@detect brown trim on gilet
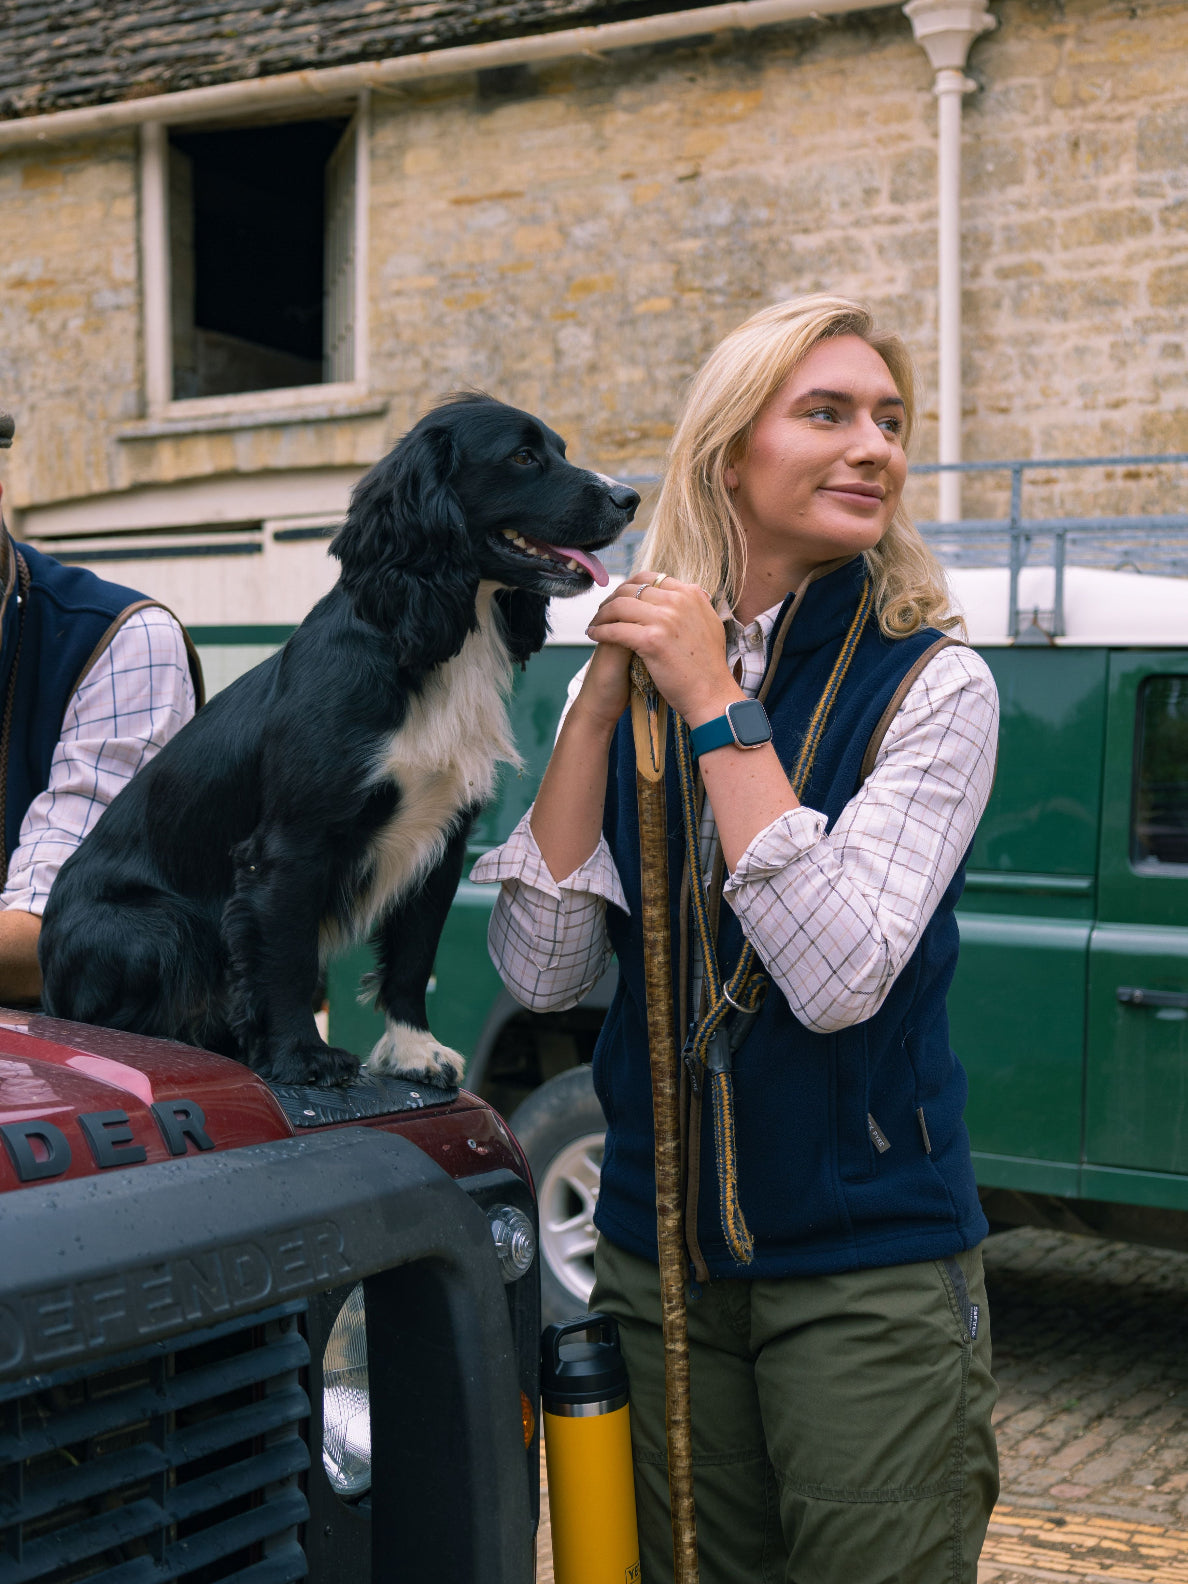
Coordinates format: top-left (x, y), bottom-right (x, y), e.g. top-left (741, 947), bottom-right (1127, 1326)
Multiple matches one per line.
top-left (0, 531), bottom-right (17, 634)
top-left (857, 635), bottom-right (965, 788)
top-left (71, 600), bottom-right (207, 713)
top-left (0, 552), bottom-right (31, 889)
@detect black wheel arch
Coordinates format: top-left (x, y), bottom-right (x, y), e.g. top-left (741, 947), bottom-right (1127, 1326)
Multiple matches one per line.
top-left (465, 965), bottom-right (618, 1097)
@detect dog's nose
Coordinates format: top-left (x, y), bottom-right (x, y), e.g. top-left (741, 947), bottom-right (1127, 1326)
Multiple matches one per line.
top-left (610, 483), bottom-right (641, 513)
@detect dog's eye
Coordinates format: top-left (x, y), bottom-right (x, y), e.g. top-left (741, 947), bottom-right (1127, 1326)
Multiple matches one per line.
top-left (509, 448), bottom-right (538, 467)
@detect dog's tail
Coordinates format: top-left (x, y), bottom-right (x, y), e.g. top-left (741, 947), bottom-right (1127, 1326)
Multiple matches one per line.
top-left (39, 887), bottom-right (231, 1053)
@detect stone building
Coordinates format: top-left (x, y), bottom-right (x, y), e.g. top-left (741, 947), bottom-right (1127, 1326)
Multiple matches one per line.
top-left (0, 0), bottom-right (1185, 626)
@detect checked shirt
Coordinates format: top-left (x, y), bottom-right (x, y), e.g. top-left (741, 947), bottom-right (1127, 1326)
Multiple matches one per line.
top-left (2, 607), bottom-right (196, 916)
top-left (471, 600), bottom-right (999, 1034)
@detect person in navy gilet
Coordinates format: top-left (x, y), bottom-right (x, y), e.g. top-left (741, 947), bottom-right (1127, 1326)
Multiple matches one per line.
top-left (474, 298), bottom-right (1001, 1581)
top-left (0, 412), bottom-right (201, 1004)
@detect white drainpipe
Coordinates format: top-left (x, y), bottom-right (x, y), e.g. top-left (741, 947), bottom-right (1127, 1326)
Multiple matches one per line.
top-left (903, 0), bottom-right (996, 523)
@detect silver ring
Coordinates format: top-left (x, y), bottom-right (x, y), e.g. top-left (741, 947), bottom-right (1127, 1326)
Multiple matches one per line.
top-left (635, 583), bottom-right (649, 600)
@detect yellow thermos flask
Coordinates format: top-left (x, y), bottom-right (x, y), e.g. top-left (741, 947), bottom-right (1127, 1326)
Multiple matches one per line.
top-left (542, 1314), bottom-right (641, 1584)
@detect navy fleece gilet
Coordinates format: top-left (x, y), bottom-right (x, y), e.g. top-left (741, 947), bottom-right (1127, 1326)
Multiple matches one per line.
top-left (591, 557), bottom-right (989, 1278)
top-left (1, 540), bottom-right (160, 868)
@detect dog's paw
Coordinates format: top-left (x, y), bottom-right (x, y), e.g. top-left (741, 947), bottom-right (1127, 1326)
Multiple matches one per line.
top-left (366, 1023), bottom-right (466, 1088)
top-left (261, 1042), bottom-right (361, 1088)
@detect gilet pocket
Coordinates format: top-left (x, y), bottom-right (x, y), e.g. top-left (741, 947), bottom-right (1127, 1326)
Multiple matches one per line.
top-left (835, 1028), bottom-right (875, 1183)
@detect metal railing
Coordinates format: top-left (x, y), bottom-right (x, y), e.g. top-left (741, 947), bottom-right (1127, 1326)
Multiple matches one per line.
top-left (913, 453), bottom-right (1188, 639)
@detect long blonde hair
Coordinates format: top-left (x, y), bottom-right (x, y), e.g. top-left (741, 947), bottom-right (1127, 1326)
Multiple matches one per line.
top-left (637, 295), bottom-right (959, 639)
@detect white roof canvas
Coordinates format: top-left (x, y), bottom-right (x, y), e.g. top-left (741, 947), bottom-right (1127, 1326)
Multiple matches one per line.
top-left (546, 566), bottom-right (1188, 648)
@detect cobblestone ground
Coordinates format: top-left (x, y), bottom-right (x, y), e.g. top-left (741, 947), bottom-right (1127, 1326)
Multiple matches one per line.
top-left (537, 1227), bottom-right (1188, 1582)
top-left (980, 1225), bottom-right (1188, 1582)
top-left (537, 1442), bottom-right (553, 1584)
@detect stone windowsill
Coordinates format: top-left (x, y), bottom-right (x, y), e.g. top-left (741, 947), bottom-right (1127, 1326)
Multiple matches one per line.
top-left (118, 386), bottom-right (389, 441)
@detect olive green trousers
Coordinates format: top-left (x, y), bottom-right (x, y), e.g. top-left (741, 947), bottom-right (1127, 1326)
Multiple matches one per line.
top-left (590, 1237), bottom-right (998, 1584)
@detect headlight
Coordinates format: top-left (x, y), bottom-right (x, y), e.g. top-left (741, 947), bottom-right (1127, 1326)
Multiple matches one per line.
top-left (487, 1202), bottom-right (536, 1282)
top-left (322, 1283), bottom-right (371, 1498)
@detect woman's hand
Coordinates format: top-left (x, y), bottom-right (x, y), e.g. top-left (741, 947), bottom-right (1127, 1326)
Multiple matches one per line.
top-left (570, 622), bottom-right (633, 736)
top-left (528, 602), bottom-right (634, 882)
top-left (585, 572), bottom-right (742, 727)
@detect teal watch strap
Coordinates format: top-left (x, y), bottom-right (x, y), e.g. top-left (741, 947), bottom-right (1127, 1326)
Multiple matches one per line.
top-left (689, 713), bottom-right (736, 756)
top-left (689, 698), bottom-right (772, 756)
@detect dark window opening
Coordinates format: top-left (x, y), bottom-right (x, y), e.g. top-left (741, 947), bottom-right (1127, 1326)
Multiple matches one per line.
top-left (1132, 675), bottom-right (1188, 869)
top-left (169, 118), bottom-right (353, 400)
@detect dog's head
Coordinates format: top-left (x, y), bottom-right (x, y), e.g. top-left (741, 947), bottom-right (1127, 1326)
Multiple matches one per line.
top-left (331, 394), bottom-right (638, 671)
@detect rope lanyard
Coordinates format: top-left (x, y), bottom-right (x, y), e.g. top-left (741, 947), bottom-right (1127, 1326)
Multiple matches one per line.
top-left (674, 578), bottom-right (875, 1264)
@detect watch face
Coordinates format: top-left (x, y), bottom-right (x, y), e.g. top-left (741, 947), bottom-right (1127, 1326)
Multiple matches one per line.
top-left (728, 700), bottom-right (771, 747)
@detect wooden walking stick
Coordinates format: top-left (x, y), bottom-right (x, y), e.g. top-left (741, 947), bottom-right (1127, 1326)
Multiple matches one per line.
top-left (629, 654), bottom-right (699, 1584)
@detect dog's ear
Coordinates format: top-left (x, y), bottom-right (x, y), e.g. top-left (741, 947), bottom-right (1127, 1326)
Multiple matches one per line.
top-left (493, 587), bottom-right (550, 668)
top-left (331, 424), bottom-right (480, 670)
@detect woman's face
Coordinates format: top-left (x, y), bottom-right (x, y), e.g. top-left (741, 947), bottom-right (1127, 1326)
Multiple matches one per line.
top-left (725, 334), bottom-right (908, 581)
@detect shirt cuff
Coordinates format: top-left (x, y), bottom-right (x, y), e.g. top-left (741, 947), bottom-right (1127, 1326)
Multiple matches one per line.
top-left (723, 805), bottom-right (828, 892)
top-left (469, 809), bottom-right (630, 913)
top-left (0, 888), bottom-right (43, 917)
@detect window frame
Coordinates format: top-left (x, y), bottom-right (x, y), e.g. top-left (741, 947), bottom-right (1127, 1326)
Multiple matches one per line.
top-left (1130, 672), bottom-right (1188, 876)
top-left (139, 92), bottom-right (371, 418)
top-left (1095, 651), bottom-right (1188, 930)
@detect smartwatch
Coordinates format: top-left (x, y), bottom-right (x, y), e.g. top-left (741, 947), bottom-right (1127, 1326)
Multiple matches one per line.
top-left (689, 699), bottom-right (772, 757)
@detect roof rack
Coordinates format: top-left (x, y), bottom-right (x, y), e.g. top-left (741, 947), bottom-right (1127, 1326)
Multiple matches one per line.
top-left (913, 453), bottom-right (1188, 640)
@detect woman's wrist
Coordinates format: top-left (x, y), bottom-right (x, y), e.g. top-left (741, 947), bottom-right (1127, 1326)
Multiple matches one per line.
top-left (680, 683), bottom-right (747, 731)
top-left (565, 691), bottom-right (625, 745)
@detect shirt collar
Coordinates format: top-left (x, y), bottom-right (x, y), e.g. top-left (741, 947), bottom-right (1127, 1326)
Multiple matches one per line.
top-left (717, 555), bottom-right (870, 669)
top-left (718, 598), bottom-right (784, 653)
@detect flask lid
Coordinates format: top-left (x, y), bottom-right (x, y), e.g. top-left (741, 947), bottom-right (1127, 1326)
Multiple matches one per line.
top-left (541, 1313), bottom-right (628, 1405)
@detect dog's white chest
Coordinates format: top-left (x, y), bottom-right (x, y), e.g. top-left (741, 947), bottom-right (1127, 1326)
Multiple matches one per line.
top-left (354, 590), bottom-right (521, 935)
top-left (379, 593), bottom-right (520, 798)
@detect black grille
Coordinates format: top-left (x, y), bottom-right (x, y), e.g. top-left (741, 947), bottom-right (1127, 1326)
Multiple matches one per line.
top-left (0, 1302), bottom-right (310, 1584)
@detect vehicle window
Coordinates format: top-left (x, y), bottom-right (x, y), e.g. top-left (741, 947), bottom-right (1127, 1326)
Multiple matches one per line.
top-left (1132, 676), bottom-right (1188, 869)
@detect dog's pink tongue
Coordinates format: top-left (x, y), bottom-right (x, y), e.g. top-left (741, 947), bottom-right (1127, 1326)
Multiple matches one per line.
top-left (556, 545), bottom-right (610, 587)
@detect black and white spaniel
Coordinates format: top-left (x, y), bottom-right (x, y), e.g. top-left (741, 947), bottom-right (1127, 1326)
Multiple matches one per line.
top-left (39, 394), bottom-right (638, 1087)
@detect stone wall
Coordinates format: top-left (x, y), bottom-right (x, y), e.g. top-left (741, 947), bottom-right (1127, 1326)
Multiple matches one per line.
top-left (0, 131), bottom-right (142, 508)
top-left (1, 0), bottom-right (1186, 526)
top-left (365, 0), bottom-right (1188, 523)
top-left (960, 0), bottom-right (1188, 521)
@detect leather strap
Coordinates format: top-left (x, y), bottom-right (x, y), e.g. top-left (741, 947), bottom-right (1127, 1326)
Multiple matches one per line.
top-left (857, 635), bottom-right (965, 787)
top-left (71, 598), bottom-right (206, 713)
top-left (0, 552), bottom-right (31, 888)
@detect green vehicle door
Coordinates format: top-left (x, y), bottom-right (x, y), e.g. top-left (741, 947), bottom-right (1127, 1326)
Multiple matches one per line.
top-left (950, 647), bottom-right (1108, 1193)
top-left (1084, 654), bottom-right (1188, 1202)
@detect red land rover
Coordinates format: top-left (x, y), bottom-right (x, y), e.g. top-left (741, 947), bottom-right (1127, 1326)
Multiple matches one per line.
top-left (0, 1010), bottom-right (540, 1584)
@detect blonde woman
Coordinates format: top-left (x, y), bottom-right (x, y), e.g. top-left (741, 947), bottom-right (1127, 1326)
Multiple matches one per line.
top-left (472, 296), bottom-right (1000, 1583)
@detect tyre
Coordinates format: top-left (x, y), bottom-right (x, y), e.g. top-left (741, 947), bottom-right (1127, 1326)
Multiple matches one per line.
top-left (508, 1064), bottom-right (605, 1328)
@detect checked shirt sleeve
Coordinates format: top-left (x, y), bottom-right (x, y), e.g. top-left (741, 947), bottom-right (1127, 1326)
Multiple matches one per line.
top-left (470, 809), bottom-right (628, 1012)
top-left (722, 645), bottom-right (999, 1033)
top-left (2, 608), bottom-right (197, 916)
